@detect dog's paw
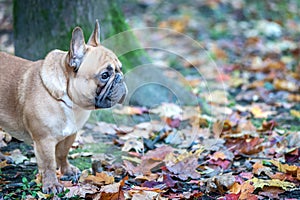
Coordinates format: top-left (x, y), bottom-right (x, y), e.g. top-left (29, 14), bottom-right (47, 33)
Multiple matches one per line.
top-left (42, 181), bottom-right (64, 194)
top-left (60, 164), bottom-right (81, 183)
top-left (62, 163), bottom-right (80, 176)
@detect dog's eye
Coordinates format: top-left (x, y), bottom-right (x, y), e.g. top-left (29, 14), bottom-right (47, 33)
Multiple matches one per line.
top-left (101, 72), bottom-right (110, 81)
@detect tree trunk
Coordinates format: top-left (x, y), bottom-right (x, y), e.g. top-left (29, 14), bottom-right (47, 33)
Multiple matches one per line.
top-left (13, 0), bottom-right (196, 107)
top-left (14, 0), bottom-right (121, 59)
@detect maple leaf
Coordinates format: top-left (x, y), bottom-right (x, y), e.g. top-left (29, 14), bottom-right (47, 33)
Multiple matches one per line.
top-left (167, 156), bottom-right (201, 180)
top-left (123, 159), bottom-right (162, 177)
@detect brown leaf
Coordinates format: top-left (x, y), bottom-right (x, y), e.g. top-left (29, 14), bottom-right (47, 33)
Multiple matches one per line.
top-left (240, 137), bottom-right (264, 155)
top-left (288, 93), bottom-right (300, 102)
top-left (167, 156), bottom-right (200, 180)
top-left (210, 151), bottom-right (226, 161)
top-left (142, 145), bottom-right (174, 161)
top-left (158, 16), bottom-right (190, 33)
top-left (123, 159), bottom-right (162, 177)
top-left (65, 183), bottom-right (100, 198)
top-left (258, 186), bottom-right (284, 199)
top-left (0, 160), bottom-right (9, 168)
top-left (229, 182), bottom-right (241, 194)
top-left (239, 181), bottom-right (257, 200)
top-left (252, 161), bottom-right (273, 177)
top-left (270, 160), bottom-right (299, 176)
top-left (99, 182), bottom-right (124, 200)
top-left (273, 79), bottom-right (299, 92)
top-left (83, 172), bottom-right (114, 186)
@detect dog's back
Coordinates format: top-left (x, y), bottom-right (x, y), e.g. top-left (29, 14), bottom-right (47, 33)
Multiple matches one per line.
top-left (0, 52), bottom-right (33, 137)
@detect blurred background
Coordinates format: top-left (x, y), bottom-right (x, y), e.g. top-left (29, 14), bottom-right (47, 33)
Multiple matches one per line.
top-left (1, 1), bottom-right (300, 198)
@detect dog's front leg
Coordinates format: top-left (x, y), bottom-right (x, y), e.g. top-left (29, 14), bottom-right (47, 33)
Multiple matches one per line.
top-left (34, 138), bottom-right (63, 194)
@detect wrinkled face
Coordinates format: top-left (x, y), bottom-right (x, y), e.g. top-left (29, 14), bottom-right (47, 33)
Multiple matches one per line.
top-left (68, 45), bottom-right (127, 109)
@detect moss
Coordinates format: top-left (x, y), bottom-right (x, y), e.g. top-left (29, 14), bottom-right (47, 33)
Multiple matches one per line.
top-left (105, 2), bottom-right (150, 72)
top-left (69, 157), bottom-right (92, 171)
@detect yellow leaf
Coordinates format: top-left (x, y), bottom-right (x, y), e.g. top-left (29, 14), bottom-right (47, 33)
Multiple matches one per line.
top-left (270, 160), bottom-right (299, 175)
top-left (290, 109), bottom-right (300, 118)
top-left (0, 160), bottom-right (9, 168)
top-left (250, 177), bottom-right (295, 191)
top-left (229, 182), bottom-right (241, 194)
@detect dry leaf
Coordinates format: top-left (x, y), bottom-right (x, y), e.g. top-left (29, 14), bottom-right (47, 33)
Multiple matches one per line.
top-left (0, 160), bottom-right (9, 168)
top-left (122, 138), bottom-right (144, 153)
top-left (83, 172), bottom-right (115, 186)
top-left (252, 161), bottom-right (273, 177)
top-left (250, 177), bottom-right (295, 190)
top-left (113, 106), bottom-right (147, 115)
top-left (94, 122), bottom-right (117, 135)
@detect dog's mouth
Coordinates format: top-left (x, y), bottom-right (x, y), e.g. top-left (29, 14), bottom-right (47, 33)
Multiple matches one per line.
top-left (95, 73), bottom-right (127, 109)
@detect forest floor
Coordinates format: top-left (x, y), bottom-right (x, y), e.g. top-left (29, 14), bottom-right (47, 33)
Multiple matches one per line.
top-left (1, 0), bottom-right (300, 199)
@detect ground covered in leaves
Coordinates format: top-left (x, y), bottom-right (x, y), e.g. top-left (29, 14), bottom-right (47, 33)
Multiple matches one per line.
top-left (1, 0), bottom-right (300, 199)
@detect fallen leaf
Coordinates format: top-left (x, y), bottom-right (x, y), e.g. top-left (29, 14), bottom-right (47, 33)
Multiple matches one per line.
top-left (167, 156), bottom-right (201, 180)
top-left (83, 172), bottom-right (115, 186)
top-left (99, 182), bottom-right (124, 200)
top-left (270, 160), bottom-right (299, 176)
top-left (113, 106), bottom-right (147, 115)
top-left (229, 182), bottom-right (241, 194)
top-left (273, 79), bottom-right (299, 92)
top-left (65, 183), bottom-right (100, 198)
top-left (150, 103), bottom-right (183, 119)
top-left (122, 138), bottom-right (144, 153)
top-left (123, 159), bottom-right (162, 177)
top-left (250, 177), bottom-right (295, 190)
top-left (252, 161), bottom-right (273, 177)
top-left (94, 122), bottom-right (117, 135)
top-left (158, 16), bottom-right (190, 33)
top-left (0, 160), bottom-right (10, 168)
top-left (9, 149), bottom-right (28, 164)
top-left (142, 145), bottom-right (174, 161)
top-left (224, 193), bottom-right (241, 200)
top-left (258, 186), bottom-right (285, 199)
top-left (290, 109), bottom-right (300, 118)
top-left (211, 151), bottom-right (226, 161)
top-left (239, 181), bottom-right (257, 200)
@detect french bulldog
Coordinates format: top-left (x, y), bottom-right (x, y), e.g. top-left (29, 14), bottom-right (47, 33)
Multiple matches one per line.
top-left (0, 20), bottom-right (127, 193)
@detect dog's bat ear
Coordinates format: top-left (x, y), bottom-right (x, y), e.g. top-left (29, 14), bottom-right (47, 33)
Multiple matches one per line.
top-left (69, 27), bottom-right (86, 72)
top-left (87, 19), bottom-right (100, 47)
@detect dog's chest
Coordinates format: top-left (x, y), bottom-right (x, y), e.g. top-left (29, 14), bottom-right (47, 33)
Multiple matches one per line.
top-left (59, 102), bottom-right (91, 138)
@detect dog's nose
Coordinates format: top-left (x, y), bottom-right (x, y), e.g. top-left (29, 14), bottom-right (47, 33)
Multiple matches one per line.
top-left (114, 73), bottom-right (123, 83)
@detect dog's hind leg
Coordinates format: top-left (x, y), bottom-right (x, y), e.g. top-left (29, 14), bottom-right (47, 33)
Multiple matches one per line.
top-left (55, 134), bottom-right (80, 179)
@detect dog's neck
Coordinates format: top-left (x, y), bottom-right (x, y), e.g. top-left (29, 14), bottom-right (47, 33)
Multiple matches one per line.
top-left (40, 50), bottom-right (73, 108)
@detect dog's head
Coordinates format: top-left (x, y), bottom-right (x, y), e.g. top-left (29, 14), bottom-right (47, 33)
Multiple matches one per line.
top-left (66, 20), bottom-right (127, 109)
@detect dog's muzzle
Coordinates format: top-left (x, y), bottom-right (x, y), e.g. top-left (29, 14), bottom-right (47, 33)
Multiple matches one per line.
top-left (95, 73), bottom-right (127, 109)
